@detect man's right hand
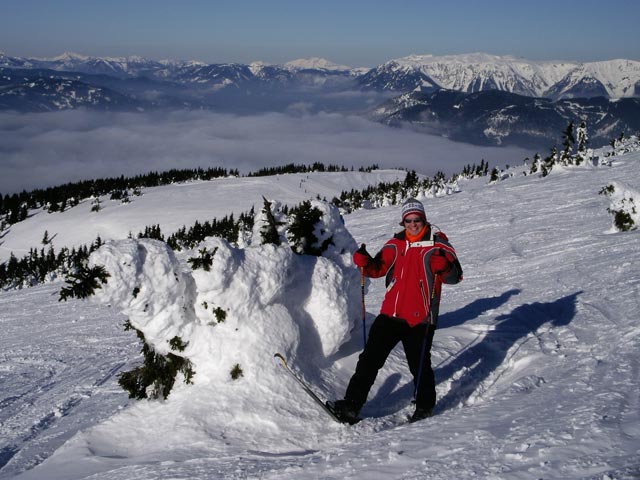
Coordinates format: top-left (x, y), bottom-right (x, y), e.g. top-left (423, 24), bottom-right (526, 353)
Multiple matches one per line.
top-left (353, 243), bottom-right (371, 268)
top-left (430, 249), bottom-right (453, 274)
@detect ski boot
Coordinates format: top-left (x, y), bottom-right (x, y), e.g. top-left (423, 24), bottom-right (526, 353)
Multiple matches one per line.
top-left (409, 406), bottom-right (433, 423)
top-left (326, 399), bottom-right (361, 425)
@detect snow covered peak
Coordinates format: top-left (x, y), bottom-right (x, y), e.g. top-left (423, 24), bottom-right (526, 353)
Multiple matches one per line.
top-left (393, 52), bottom-right (511, 67)
top-left (0, 51), bottom-right (31, 67)
top-left (247, 60), bottom-right (272, 75)
top-left (578, 59), bottom-right (640, 98)
top-left (284, 57), bottom-right (354, 72)
top-left (50, 51), bottom-right (91, 62)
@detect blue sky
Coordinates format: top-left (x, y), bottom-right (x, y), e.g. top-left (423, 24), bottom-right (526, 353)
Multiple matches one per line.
top-left (2, 0), bottom-right (640, 66)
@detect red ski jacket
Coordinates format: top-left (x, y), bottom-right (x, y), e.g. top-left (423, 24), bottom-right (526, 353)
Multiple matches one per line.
top-left (357, 227), bottom-right (462, 327)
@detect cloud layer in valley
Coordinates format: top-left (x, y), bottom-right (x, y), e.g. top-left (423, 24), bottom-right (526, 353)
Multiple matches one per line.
top-left (0, 110), bottom-right (534, 194)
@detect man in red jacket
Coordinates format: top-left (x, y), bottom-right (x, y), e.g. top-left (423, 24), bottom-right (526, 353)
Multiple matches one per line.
top-left (330, 198), bottom-right (463, 424)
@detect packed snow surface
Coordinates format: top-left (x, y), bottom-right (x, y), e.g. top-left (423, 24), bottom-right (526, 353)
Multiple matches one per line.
top-left (1, 149), bottom-right (639, 479)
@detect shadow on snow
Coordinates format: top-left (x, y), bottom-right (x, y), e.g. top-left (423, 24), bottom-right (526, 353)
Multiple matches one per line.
top-left (435, 290), bottom-right (583, 413)
top-left (363, 290), bottom-right (582, 418)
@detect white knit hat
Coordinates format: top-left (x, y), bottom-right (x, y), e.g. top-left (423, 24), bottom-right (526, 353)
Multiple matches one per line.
top-left (400, 198), bottom-right (427, 223)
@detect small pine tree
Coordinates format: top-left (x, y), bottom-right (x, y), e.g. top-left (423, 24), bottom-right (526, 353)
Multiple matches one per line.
top-left (213, 306), bottom-right (227, 323)
top-left (260, 197), bottom-right (284, 245)
top-left (90, 198), bottom-right (102, 212)
top-left (91, 235), bottom-right (104, 251)
top-left (118, 323), bottom-right (195, 399)
top-left (541, 147), bottom-right (558, 177)
top-left (230, 364), bottom-right (244, 380)
top-left (169, 336), bottom-right (189, 352)
top-left (610, 132), bottom-right (626, 156)
top-left (575, 122), bottom-right (589, 165)
top-left (58, 264), bottom-right (110, 301)
top-left (529, 153), bottom-right (541, 174)
top-left (609, 209), bottom-right (636, 232)
top-left (188, 247), bottom-right (217, 271)
top-left (561, 122), bottom-right (576, 165)
top-left (404, 170), bottom-right (419, 189)
top-left (287, 201), bottom-right (331, 256)
top-left (139, 224), bottom-right (164, 242)
top-left (599, 184), bottom-right (637, 232)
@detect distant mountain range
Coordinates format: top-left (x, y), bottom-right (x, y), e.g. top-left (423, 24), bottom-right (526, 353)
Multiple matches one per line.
top-left (359, 53), bottom-right (640, 99)
top-left (2, 51), bottom-right (639, 148)
top-left (371, 88), bottom-right (640, 149)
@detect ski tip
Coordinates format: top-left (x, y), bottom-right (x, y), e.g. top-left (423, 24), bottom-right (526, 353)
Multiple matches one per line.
top-left (273, 352), bottom-right (287, 366)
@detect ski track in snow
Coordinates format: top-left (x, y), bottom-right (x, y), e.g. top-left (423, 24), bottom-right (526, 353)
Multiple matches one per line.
top-left (1, 151), bottom-right (640, 479)
top-left (0, 286), bottom-right (136, 479)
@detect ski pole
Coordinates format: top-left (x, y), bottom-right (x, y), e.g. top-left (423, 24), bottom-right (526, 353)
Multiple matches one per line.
top-left (414, 273), bottom-right (438, 402)
top-left (360, 266), bottom-right (366, 348)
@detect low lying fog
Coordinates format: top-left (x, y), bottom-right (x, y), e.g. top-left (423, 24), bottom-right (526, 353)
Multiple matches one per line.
top-left (0, 110), bottom-right (534, 194)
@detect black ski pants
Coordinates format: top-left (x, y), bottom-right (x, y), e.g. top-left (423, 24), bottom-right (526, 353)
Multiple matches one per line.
top-left (345, 313), bottom-right (436, 411)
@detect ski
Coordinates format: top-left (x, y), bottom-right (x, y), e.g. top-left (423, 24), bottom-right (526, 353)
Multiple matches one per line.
top-left (273, 352), bottom-right (342, 423)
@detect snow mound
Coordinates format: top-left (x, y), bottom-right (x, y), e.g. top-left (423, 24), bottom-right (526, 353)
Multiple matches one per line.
top-left (89, 239), bottom-right (196, 354)
top-left (89, 199), bottom-right (360, 398)
top-left (600, 181), bottom-right (639, 233)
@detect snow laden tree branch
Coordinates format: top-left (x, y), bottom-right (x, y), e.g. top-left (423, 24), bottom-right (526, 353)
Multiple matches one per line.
top-left (58, 264), bottom-right (110, 301)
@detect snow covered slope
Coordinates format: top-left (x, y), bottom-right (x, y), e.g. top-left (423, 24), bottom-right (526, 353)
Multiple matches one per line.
top-left (1, 145), bottom-right (639, 479)
top-left (0, 169), bottom-right (405, 263)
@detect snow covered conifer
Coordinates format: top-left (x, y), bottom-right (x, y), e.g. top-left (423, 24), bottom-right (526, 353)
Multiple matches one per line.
top-left (259, 197), bottom-right (284, 246)
top-left (599, 183), bottom-right (638, 232)
top-left (118, 322), bottom-right (194, 400)
top-left (561, 122), bottom-right (576, 165)
top-left (529, 153), bottom-right (541, 174)
top-left (287, 200), bottom-right (330, 256)
top-left (188, 247), bottom-right (217, 271)
top-left (575, 121), bottom-right (589, 165)
top-left (90, 198), bottom-right (102, 213)
top-left (541, 147), bottom-right (558, 177)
